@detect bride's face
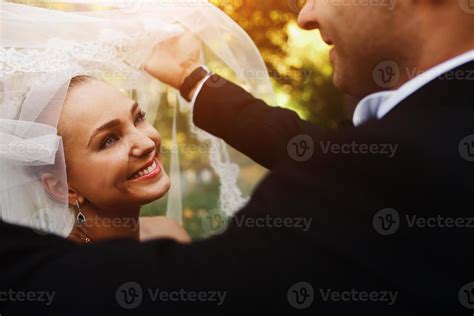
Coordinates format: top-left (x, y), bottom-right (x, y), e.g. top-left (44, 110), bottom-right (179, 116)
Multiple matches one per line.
top-left (59, 78), bottom-right (170, 212)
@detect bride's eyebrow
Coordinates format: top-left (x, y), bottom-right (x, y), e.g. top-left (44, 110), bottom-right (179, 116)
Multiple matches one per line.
top-left (87, 102), bottom-right (140, 148)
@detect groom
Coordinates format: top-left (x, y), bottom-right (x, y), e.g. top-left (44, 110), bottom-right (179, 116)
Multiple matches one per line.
top-left (1, 0), bottom-right (474, 314)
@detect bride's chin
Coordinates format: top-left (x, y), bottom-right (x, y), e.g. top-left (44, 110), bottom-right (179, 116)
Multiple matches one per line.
top-left (155, 175), bottom-right (171, 198)
top-left (134, 173), bottom-right (171, 201)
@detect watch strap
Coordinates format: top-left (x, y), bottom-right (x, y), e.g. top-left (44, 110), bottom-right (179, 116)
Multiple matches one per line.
top-left (180, 66), bottom-right (211, 102)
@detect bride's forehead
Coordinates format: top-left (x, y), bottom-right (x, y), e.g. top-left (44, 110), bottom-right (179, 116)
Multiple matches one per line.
top-left (79, 79), bottom-right (129, 101)
top-left (64, 80), bottom-right (132, 114)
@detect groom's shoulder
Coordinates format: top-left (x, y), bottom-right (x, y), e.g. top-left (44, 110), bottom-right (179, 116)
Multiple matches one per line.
top-left (242, 61), bottom-right (474, 209)
top-left (262, 75), bottom-right (474, 197)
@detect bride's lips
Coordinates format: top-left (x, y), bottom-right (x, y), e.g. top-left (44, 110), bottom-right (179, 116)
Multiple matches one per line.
top-left (127, 157), bottom-right (161, 181)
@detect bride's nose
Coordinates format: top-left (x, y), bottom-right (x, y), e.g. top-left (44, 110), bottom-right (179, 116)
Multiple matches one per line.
top-left (130, 133), bottom-right (157, 158)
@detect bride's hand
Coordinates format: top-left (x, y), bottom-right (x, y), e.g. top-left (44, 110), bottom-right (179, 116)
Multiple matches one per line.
top-left (143, 31), bottom-right (202, 90)
top-left (139, 216), bottom-right (191, 244)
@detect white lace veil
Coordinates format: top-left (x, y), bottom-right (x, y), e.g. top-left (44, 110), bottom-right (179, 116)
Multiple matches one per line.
top-left (0, 0), bottom-right (275, 236)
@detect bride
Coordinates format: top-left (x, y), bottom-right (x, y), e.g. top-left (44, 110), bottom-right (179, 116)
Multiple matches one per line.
top-left (0, 0), bottom-right (274, 243)
top-left (42, 74), bottom-right (190, 244)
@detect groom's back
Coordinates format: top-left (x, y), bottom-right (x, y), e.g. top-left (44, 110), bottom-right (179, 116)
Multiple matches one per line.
top-left (263, 60), bottom-right (474, 313)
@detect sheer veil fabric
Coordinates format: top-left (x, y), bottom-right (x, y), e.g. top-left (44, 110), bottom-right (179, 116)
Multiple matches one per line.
top-left (0, 0), bottom-right (275, 236)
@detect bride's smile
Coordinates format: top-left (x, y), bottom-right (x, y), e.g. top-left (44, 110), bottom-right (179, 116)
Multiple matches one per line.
top-left (127, 156), bottom-right (161, 181)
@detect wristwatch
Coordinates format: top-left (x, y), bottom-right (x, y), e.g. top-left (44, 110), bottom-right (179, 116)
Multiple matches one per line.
top-left (179, 66), bottom-right (211, 102)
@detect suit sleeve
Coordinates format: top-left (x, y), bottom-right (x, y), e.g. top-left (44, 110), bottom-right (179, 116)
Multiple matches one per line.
top-left (193, 75), bottom-right (327, 169)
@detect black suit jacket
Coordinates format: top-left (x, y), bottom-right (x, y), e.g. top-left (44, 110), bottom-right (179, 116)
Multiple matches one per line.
top-left (1, 61), bottom-right (473, 315)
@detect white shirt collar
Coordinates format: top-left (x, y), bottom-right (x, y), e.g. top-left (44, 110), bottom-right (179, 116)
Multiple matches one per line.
top-left (353, 50), bottom-right (474, 126)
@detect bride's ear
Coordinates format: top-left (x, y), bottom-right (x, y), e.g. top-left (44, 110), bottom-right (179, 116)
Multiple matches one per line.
top-left (40, 172), bottom-right (77, 204)
top-left (67, 188), bottom-right (84, 206)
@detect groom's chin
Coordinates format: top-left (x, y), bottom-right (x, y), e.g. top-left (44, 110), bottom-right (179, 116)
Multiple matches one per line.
top-left (331, 69), bottom-right (353, 97)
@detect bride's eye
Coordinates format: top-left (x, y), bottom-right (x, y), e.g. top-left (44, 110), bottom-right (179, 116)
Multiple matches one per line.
top-left (135, 110), bottom-right (146, 125)
top-left (101, 135), bottom-right (118, 149)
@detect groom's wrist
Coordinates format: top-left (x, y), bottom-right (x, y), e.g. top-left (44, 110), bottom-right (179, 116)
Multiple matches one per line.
top-left (180, 65), bottom-right (211, 102)
top-left (181, 63), bottom-right (201, 85)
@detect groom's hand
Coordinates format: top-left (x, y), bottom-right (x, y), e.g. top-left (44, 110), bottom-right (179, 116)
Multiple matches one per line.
top-left (144, 31), bottom-right (202, 91)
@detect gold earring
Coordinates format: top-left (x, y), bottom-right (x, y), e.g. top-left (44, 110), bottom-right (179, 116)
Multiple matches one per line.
top-left (75, 200), bottom-right (86, 225)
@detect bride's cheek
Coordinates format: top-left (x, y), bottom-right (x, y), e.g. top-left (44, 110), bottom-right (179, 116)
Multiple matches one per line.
top-left (145, 125), bottom-right (161, 144)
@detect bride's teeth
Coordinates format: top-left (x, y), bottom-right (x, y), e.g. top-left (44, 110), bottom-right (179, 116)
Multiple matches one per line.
top-left (130, 160), bottom-right (158, 180)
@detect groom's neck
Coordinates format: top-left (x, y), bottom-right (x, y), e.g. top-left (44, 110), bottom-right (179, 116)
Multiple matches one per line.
top-left (400, 12), bottom-right (474, 86)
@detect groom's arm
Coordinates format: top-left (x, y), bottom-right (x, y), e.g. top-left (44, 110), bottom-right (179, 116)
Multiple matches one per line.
top-left (143, 33), bottom-right (328, 170)
top-left (192, 74), bottom-right (327, 169)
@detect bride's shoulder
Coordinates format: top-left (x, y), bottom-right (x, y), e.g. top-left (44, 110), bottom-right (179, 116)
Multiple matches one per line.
top-left (139, 216), bottom-right (191, 244)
